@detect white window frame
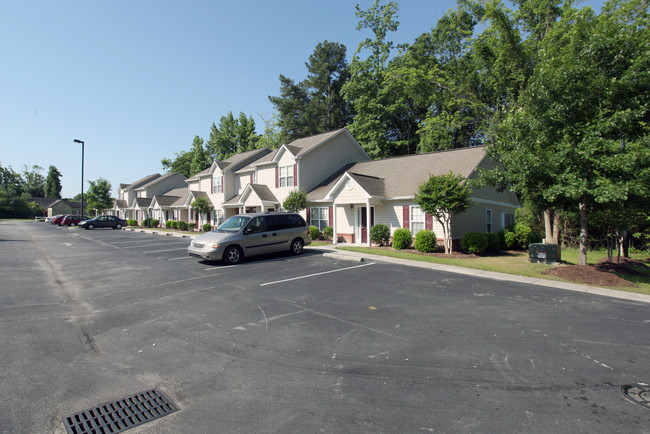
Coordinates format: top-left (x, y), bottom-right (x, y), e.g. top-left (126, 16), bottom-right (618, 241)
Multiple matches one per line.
top-left (310, 207), bottom-right (329, 231)
top-left (213, 209), bottom-right (224, 225)
top-left (410, 205), bottom-right (425, 236)
top-left (486, 209), bottom-right (493, 233)
top-left (213, 176), bottom-right (222, 194)
top-left (279, 165), bottom-right (294, 188)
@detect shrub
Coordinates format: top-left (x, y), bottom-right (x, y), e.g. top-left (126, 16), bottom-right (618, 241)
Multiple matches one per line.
top-left (188, 223), bottom-right (196, 231)
top-left (485, 232), bottom-right (501, 253)
top-left (170, 221), bottom-right (178, 229)
top-left (127, 219), bottom-right (137, 226)
top-left (461, 232), bottom-right (489, 255)
top-left (414, 230), bottom-right (437, 253)
top-left (166, 220), bottom-right (173, 228)
top-left (150, 219), bottom-right (159, 228)
top-left (501, 222), bottom-right (544, 250)
top-left (392, 228), bottom-right (412, 250)
top-left (370, 224), bottom-right (391, 246)
top-left (323, 226), bottom-right (333, 240)
top-left (141, 218), bottom-right (151, 228)
top-left (203, 223), bottom-right (212, 232)
top-left (309, 225), bottom-right (321, 240)
top-left (177, 220), bottom-right (188, 231)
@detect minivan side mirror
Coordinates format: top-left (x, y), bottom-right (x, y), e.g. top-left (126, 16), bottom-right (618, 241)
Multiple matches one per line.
top-left (244, 227), bottom-right (253, 235)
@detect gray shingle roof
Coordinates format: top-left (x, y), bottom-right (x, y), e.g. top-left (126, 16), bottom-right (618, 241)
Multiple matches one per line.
top-left (126, 174), bottom-right (161, 190)
top-left (307, 146), bottom-right (487, 200)
top-left (136, 172), bottom-right (186, 190)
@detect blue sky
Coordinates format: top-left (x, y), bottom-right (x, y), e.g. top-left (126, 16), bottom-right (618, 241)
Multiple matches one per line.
top-left (1, 0), bottom-right (605, 199)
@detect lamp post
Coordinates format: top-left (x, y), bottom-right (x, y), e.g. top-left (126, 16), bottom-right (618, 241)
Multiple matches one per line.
top-left (73, 139), bottom-right (84, 217)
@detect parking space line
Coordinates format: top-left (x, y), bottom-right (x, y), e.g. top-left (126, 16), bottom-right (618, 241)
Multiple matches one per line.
top-left (260, 263), bottom-right (375, 286)
top-left (142, 247), bottom-right (188, 254)
top-left (168, 256), bottom-right (194, 261)
top-left (124, 242), bottom-right (188, 249)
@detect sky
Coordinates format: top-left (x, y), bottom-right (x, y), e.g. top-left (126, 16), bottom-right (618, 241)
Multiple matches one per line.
top-left (1, 0), bottom-right (606, 199)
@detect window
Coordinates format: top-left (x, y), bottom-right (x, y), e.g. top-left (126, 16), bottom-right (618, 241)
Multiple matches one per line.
top-left (213, 176), bottom-right (222, 194)
top-left (213, 209), bottom-right (224, 225)
top-left (503, 213), bottom-right (515, 228)
top-left (486, 209), bottom-right (493, 233)
top-left (310, 207), bottom-right (329, 231)
top-left (410, 206), bottom-right (425, 236)
top-left (279, 165), bottom-right (294, 187)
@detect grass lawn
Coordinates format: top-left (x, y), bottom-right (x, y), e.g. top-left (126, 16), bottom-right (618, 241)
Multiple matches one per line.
top-left (336, 245), bottom-right (650, 295)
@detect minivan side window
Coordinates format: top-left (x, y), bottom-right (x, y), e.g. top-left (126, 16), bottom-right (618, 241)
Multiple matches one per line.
top-left (267, 215), bottom-right (289, 231)
top-left (246, 217), bottom-right (268, 233)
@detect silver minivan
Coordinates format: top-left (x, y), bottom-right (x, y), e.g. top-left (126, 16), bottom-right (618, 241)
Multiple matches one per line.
top-left (187, 212), bottom-right (311, 264)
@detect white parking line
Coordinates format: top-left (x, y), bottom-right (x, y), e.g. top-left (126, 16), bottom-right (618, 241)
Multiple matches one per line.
top-left (123, 242), bottom-right (188, 249)
top-left (168, 256), bottom-right (194, 261)
top-left (142, 247), bottom-right (189, 254)
top-left (260, 263), bottom-right (375, 286)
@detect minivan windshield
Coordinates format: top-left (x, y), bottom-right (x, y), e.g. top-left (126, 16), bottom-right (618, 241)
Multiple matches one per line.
top-left (214, 215), bottom-right (250, 233)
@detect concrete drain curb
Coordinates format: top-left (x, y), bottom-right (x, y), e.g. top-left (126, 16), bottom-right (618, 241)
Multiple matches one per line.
top-left (323, 252), bottom-right (365, 262)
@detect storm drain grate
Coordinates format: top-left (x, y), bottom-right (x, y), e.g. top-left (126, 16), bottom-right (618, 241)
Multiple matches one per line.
top-left (64, 388), bottom-right (179, 433)
top-left (621, 384), bottom-right (650, 410)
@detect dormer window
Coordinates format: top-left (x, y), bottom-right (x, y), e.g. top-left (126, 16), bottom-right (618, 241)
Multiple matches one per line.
top-left (213, 176), bottom-right (223, 194)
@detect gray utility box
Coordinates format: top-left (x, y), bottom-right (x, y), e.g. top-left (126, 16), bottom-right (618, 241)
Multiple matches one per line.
top-left (529, 243), bottom-right (561, 264)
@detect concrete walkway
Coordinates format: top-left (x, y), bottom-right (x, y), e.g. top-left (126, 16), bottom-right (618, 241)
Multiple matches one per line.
top-left (123, 227), bottom-right (650, 304)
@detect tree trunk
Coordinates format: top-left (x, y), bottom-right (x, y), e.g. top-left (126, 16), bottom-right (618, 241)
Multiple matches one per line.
top-left (578, 202), bottom-right (588, 266)
top-left (543, 209), bottom-right (561, 244)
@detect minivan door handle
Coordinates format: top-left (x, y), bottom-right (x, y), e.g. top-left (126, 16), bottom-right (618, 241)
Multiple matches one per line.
top-left (272, 233), bottom-right (278, 236)
top-left (262, 234), bottom-right (268, 238)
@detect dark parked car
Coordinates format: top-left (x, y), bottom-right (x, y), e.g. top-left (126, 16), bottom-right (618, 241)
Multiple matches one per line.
top-left (79, 215), bottom-right (127, 230)
top-left (60, 215), bottom-right (88, 226)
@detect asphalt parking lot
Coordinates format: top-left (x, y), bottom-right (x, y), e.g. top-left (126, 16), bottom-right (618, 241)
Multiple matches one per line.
top-left (1, 220), bottom-right (649, 433)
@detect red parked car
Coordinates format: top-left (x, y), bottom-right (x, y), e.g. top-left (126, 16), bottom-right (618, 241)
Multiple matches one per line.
top-left (60, 215), bottom-right (88, 226)
top-left (51, 215), bottom-right (69, 225)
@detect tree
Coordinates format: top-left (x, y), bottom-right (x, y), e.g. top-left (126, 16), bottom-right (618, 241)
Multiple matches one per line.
top-left (282, 189), bottom-right (307, 213)
top-left (342, 0), bottom-right (402, 158)
top-left (85, 178), bottom-right (113, 215)
top-left (0, 163), bottom-right (33, 218)
top-left (191, 196), bottom-right (212, 227)
top-left (484, 0), bottom-right (650, 265)
top-left (206, 112), bottom-right (260, 161)
top-left (45, 165), bottom-right (62, 198)
top-left (270, 41), bottom-right (352, 143)
top-left (414, 172), bottom-right (473, 254)
top-left (161, 150), bottom-right (192, 178)
top-left (190, 135), bottom-right (211, 176)
top-left (21, 165), bottom-right (46, 197)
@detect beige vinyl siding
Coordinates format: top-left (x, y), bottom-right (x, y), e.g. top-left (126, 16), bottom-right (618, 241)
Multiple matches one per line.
top-left (198, 177), bottom-right (211, 193)
top-left (257, 166), bottom-right (275, 188)
top-left (335, 205), bottom-right (355, 234)
top-left (374, 205), bottom-right (401, 234)
top-left (453, 201), bottom-right (517, 237)
top-left (299, 133), bottom-right (369, 191)
top-left (333, 179), bottom-right (367, 202)
top-left (236, 173), bottom-right (249, 195)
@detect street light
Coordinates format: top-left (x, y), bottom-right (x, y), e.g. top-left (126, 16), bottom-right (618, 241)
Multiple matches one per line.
top-left (73, 139), bottom-right (84, 217)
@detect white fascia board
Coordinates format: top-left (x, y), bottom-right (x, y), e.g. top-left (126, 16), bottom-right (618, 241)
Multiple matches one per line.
top-left (471, 197), bottom-right (521, 208)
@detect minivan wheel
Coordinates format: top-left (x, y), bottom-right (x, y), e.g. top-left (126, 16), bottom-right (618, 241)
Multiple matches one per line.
top-left (290, 238), bottom-right (304, 255)
top-left (223, 246), bottom-right (242, 265)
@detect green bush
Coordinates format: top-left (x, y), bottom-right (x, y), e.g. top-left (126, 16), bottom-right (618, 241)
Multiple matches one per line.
top-left (370, 224), bottom-right (391, 246)
top-left (500, 222), bottom-right (543, 250)
top-left (392, 228), bottom-right (412, 250)
top-left (141, 218), bottom-right (151, 228)
top-left (150, 219), bottom-right (159, 228)
top-left (323, 226), bottom-right (333, 240)
top-left (127, 219), bottom-right (137, 226)
top-left (202, 223), bottom-right (212, 232)
top-left (485, 232), bottom-right (501, 253)
top-left (188, 223), bottom-right (196, 231)
top-left (309, 225), bottom-right (321, 240)
top-left (414, 230), bottom-right (437, 253)
top-left (166, 220), bottom-right (173, 228)
top-left (461, 232), bottom-right (489, 255)
top-left (170, 221), bottom-right (178, 229)
top-left (177, 220), bottom-right (188, 231)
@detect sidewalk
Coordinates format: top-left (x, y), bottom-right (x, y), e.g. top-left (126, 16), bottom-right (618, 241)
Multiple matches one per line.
top-left (124, 227), bottom-right (650, 304)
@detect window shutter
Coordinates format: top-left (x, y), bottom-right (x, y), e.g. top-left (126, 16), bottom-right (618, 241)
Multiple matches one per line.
top-left (328, 206), bottom-right (333, 225)
top-left (211, 177), bottom-right (214, 194)
top-left (403, 206), bottom-right (410, 229)
top-left (293, 164), bottom-right (298, 187)
top-left (221, 176), bottom-right (224, 193)
top-left (250, 174), bottom-right (254, 184)
top-left (306, 207), bottom-right (311, 224)
top-left (275, 166), bottom-right (279, 188)
top-left (425, 213), bottom-right (433, 230)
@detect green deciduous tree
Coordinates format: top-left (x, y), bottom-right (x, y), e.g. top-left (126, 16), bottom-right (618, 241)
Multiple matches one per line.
top-left (45, 165), bottom-right (62, 199)
top-left (191, 196), bottom-right (212, 227)
top-left (282, 189), bottom-right (307, 213)
top-left (21, 165), bottom-right (46, 197)
top-left (85, 178), bottom-right (113, 215)
top-left (206, 112), bottom-right (260, 161)
top-left (414, 172), bottom-right (473, 254)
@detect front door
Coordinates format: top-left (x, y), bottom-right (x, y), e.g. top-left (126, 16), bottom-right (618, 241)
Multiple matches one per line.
top-left (360, 207), bottom-right (375, 243)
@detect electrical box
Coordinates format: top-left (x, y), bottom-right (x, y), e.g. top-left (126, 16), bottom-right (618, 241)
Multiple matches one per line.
top-left (529, 243), bottom-right (561, 264)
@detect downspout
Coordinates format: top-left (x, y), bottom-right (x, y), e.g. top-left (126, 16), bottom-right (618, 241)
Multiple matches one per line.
top-left (332, 200), bottom-right (338, 245)
top-left (366, 199), bottom-right (371, 247)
